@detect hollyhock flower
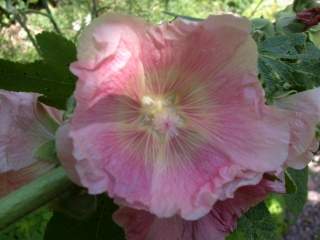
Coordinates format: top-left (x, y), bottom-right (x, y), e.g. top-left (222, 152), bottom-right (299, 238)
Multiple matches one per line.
top-left (113, 176), bottom-right (285, 240)
top-left (58, 13), bottom-right (301, 220)
top-left (0, 90), bottom-right (59, 196)
top-left (275, 88), bottom-right (320, 169)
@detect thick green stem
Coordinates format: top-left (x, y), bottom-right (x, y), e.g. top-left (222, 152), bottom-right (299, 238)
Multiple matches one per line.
top-left (0, 167), bottom-right (73, 230)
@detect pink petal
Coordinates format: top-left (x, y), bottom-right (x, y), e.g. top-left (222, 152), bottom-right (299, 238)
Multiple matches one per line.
top-left (0, 90), bottom-right (62, 196)
top-left (275, 88), bottom-right (320, 169)
top-left (0, 91), bottom-right (54, 172)
top-left (113, 176), bottom-right (284, 240)
top-left (55, 123), bottom-right (82, 185)
top-left (70, 121), bottom-right (264, 219)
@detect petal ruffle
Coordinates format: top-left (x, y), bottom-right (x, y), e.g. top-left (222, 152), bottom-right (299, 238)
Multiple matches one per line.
top-left (113, 176), bottom-right (284, 240)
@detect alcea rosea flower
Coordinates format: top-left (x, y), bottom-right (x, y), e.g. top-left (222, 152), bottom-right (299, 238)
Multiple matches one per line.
top-left (57, 13), bottom-right (319, 220)
top-left (0, 90), bottom-right (59, 196)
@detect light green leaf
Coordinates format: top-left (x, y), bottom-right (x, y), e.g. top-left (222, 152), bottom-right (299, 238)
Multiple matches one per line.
top-left (34, 140), bottom-right (58, 163)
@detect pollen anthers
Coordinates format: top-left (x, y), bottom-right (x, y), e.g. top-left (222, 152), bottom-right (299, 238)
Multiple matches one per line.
top-left (140, 95), bottom-right (184, 138)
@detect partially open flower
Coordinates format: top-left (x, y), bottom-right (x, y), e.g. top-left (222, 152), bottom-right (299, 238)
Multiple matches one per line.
top-left (59, 13), bottom-right (302, 220)
top-left (113, 176), bottom-right (285, 240)
top-left (0, 91), bottom-right (59, 196)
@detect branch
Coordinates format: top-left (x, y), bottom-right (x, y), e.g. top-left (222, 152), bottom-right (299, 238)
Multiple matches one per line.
top-left (91, 0), bottom-right (98, 18)
top-left (42, 0), bottom-right (62, 34)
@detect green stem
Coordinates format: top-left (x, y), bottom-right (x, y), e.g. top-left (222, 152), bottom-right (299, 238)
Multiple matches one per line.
top-left (92, 0), bottom-right (98, 18)
top-left (0, 167), bottom-right (73, 230)
top-left (249, 0), bottom-right (264, 18)
top-left (24, 9), bottom-right (51, 19)
top-left (42, 0), bottom-right (62, 34)
top-left (15, 12), bottom-right (42, 55)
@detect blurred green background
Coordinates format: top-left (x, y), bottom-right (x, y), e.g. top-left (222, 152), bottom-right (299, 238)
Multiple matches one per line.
top-left (0, 0), bottom-right (294, 239)
top-left (0, 0), bottom-right (290, 62)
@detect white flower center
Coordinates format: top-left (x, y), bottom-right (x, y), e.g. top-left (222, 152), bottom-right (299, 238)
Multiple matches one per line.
top-left (141, 95), bottom-right (184, 138)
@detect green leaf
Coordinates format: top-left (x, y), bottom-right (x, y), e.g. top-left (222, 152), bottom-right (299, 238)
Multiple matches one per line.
top-left (276, 15), bottom-right (305, 33)
top-left (285, 170), bottom-right (298, 194)
top-left (258, 33), bottom-right (320, 102)
top-left (293, 0), bottom-right (319, 12)
top-left (36, 32), bottom-right (76, 68)
top-left (44, 195), bottom-right (124, 240)
top-left (0, 32), bottom-right (76, 109)
top-left (227, 202), bottom-right (279, 240)
top-left (284, 167), bottom-right (309, 217)
top-left (0, 60), bottom-right (75, 109)
top-left (309, 25), bottom-right (320, 48)
top-left (251, 18), bottom-right (275, 43)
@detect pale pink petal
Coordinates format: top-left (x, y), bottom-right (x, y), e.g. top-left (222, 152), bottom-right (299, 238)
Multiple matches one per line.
top-left (114, 177), bottom-right (284, 240)
top-left (55, 123), bottom-right (82, 185)
top-left (275, 88), bottom-right (320, 169)
top-left (0, 91), bottom-right (54, 172)
top-left (0, 90), bottom-right (58, 195)
top-left (70, 14), bottom-right (147, 110)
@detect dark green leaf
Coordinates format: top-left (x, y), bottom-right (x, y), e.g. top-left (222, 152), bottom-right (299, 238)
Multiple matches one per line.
top-left (285, 170), bottom-right (298, 194)
top-left (36, 32), bottom-right (76, 68)
top-left (0, 32), bottom-right (76, 109)
top-left (44, 195), bottom-right (124, 240)
top-left (227, 202), bottom-right (279, 240)
top-left (0, 59), bottom-right (75, 109)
